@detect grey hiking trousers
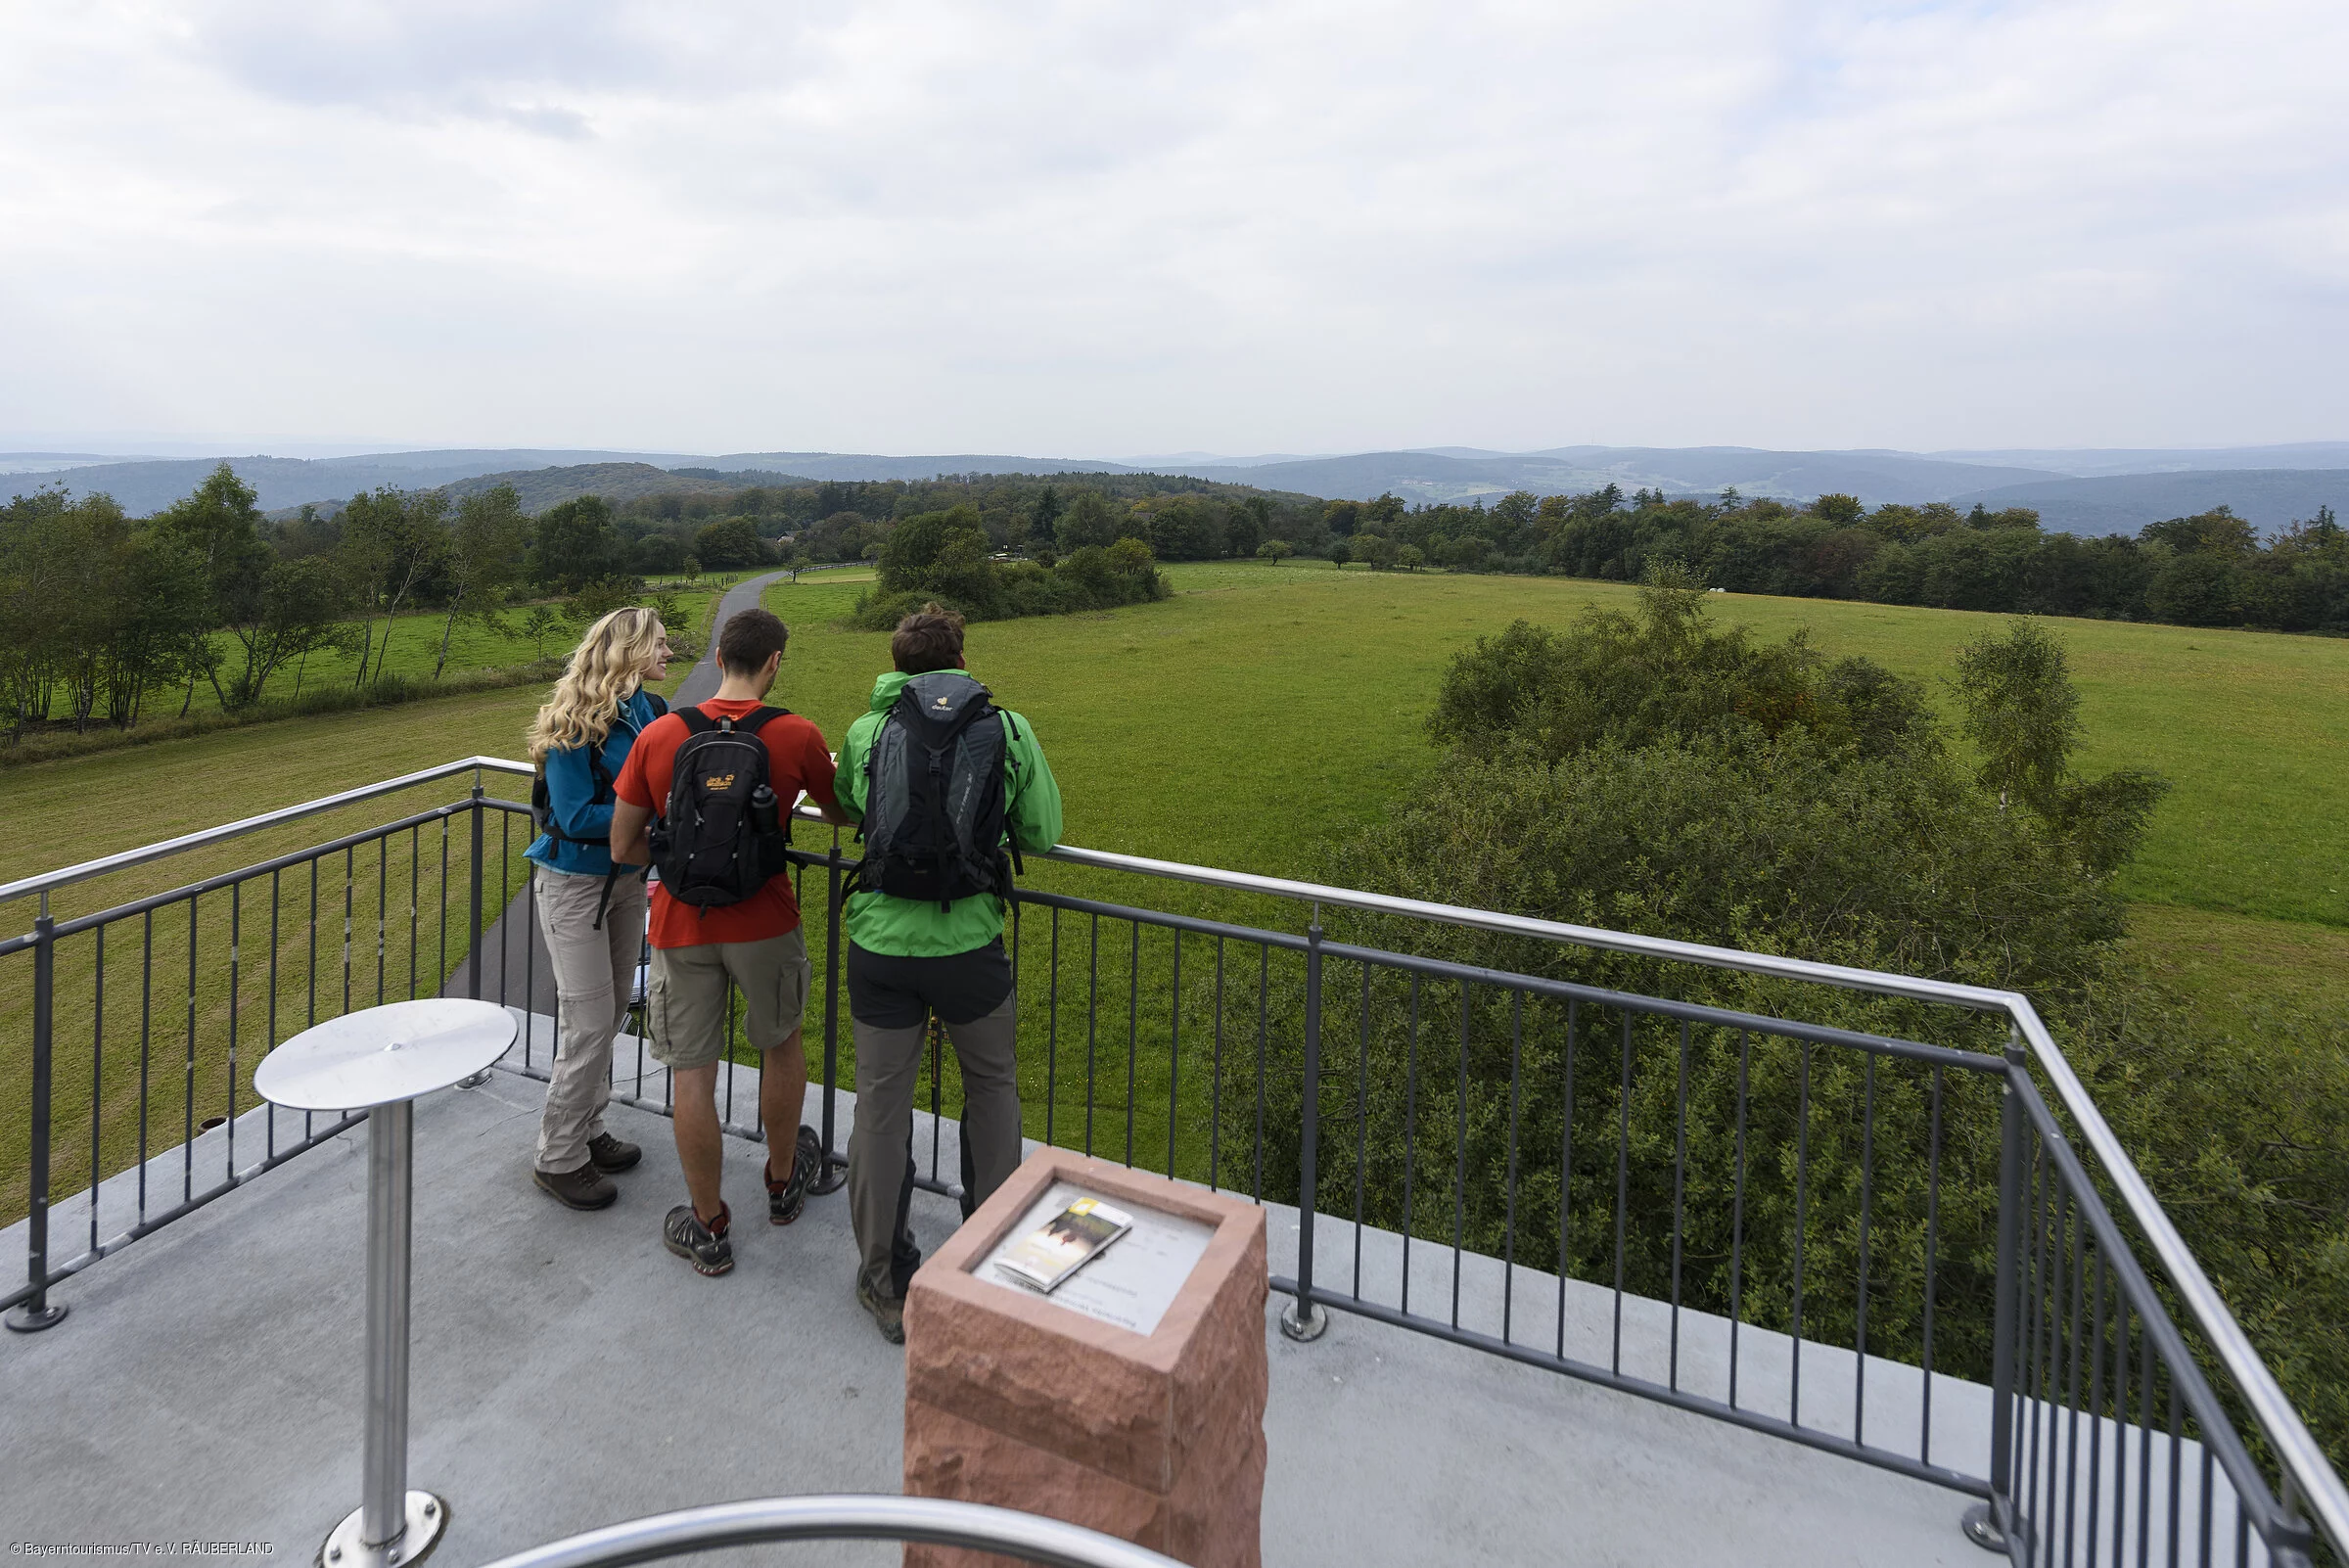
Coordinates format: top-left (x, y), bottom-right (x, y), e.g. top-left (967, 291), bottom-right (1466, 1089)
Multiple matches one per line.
top-left (532, 865), bottom-right (649, 1175)
top-left (848, 991), bottom-right (1021, 1300)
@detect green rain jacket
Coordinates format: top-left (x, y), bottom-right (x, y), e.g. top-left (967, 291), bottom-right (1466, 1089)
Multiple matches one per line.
top-left (837, 669), bottom-right (1064, 957)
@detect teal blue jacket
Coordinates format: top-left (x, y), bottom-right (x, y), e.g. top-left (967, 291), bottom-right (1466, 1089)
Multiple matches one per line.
top-left (526, 689), bottom-right (666, 877)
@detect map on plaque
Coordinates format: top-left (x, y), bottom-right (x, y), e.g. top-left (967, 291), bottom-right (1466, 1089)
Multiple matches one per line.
top-left (977, 1179), bottom-right (1216, 1336)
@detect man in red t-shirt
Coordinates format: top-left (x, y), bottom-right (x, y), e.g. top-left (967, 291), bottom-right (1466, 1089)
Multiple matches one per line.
top-left (611, 608), bottom-right (848, 1277)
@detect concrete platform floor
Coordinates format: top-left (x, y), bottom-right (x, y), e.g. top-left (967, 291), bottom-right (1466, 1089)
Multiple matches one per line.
top-left (1, 1067), bottom-right (1990, 1567)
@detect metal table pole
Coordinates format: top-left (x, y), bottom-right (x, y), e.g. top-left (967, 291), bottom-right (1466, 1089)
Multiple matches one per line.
top-left (324, 1099), bottom-right (444, 1567)
top-left (255, 996), bottom-right (513, 1568)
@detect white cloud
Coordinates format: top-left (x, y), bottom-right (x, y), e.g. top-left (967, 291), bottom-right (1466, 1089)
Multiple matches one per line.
top-left (1, 0), bottom-right (2343, 453)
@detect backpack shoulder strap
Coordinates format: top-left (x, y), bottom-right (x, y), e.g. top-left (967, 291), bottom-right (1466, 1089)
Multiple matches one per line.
top-left (643, 691), bottom-right (669, 719)
top-left (675, 707), bottom-right (715, 737)
top-left (740, 705), bottom-right (790, 733)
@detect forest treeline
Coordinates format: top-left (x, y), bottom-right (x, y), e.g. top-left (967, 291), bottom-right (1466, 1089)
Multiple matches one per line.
top-left (1331, 485), bottom-right (2349, 634)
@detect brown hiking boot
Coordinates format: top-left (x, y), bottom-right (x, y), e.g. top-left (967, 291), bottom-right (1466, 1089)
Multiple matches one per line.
top-left (586, 1131), bottom-right (641, 1173)
top-left (534, 1161), bottom-right (618, 1211)
top-left (856, 1276), bottom-right (905, 1345)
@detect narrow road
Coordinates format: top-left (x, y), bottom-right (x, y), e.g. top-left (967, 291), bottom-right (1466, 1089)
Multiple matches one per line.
top-left (447, 570), bottom-right (788, 1010)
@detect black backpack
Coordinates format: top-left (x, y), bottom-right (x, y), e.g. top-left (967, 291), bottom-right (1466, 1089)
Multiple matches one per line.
top-left (649, 706), bottom-right (793, 909)
top-left (853, 672), bottom-right (1024, 909)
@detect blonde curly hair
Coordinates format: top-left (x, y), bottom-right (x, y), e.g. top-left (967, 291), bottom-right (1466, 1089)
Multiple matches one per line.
top-left (527, 607), bottom-right (667, 761)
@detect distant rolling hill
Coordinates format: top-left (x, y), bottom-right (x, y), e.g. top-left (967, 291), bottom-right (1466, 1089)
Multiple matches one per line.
top-left (1165, 446), bottom-right (2055, 505)
top-left (704, 451), bottom-right (1149, 482)
top-left (1, 449), bottom-right (700, 515)
top-left (436, 463), bottom-right (818, 514)
top-left (1947, 470), bottom-right (2348, 536)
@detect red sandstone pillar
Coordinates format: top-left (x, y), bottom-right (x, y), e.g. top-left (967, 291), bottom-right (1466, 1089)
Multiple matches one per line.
top-left (902, 1148), bottom-right (1269, 1568)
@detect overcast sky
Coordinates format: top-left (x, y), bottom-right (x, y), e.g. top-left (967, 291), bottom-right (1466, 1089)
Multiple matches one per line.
top-left (2, 1), bottom-right (2343, 457)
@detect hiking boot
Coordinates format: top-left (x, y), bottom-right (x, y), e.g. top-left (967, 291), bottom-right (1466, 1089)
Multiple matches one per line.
top-left (664, 1202), bottom-right (733, 1276)
top-left (534, 1162), bottom-right (618, 1211)
top-left (586, 1131), bottom-right (641, 1174)
top-left (765, 1125), bottom-right (824, 1225)
top-left (856, 1276), bottom-right (905, 1345)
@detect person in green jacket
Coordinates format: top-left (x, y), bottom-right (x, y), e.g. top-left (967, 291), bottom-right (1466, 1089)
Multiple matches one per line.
top-left (834, 604), bottom-right (1062, 1343)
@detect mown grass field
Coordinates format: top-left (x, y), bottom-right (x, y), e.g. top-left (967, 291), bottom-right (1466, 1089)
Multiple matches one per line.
top-left (4, 558), bottom-right (2342, 1227)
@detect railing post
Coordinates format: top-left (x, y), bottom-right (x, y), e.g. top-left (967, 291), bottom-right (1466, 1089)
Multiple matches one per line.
top-left (1964, 1031), bottom-right (2031, 1555)
top-left (7, 902), bottom-right (68, 1332)
top-left (811, 827), bottom-right (847, 1195)
top-left (1280, 905), bottom-right (1328, 1342)
top-left (454, 785), bottom-right (492, 1089)
top-left (466, 785), bottom-right (485, 1003)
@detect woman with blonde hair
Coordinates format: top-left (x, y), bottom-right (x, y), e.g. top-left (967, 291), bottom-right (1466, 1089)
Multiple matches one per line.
top-left (524, 605), bottom-right (673, 1209)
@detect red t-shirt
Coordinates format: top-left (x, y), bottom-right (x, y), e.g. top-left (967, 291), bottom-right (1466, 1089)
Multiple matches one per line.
top-left (615, 700), bottom-right (840, 949)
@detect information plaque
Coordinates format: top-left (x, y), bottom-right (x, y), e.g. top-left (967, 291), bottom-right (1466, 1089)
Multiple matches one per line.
top-left (978, 1180), bottom-right (1216, 1336)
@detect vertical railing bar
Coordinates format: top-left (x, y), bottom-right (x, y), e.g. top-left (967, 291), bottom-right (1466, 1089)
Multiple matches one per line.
top-left (2026, 1143), bottom-right (2052, 1567)
top-left (1045, 906), bottom-right (1061, 1149)
top-left (409, 824), bottom-right (421, 1005)
top-left (1729, 1028), bottom-right (1749, 1411)
top-left (1207, 934), bottom-right (1222, 1191)
top-left (1611, 1012), bottom-right (1631, 1378)
top-left (2089, 1251), bottom-right (2108, 1568)
top-left (2139, 1313), bottom-right (2155, 1568)
top-left (1450, 982), bottom-right (1469, 1332)
top-left (183, 893), bottom-right (198, 1203)
top-left (1556, 998), bottom-right (1578, 1362)
top-left (267, 869), bottom-right (280, 1161)
top-left (1125, 920), bottom-right (1138, 1167)
top-left (2112, 1304), bottom-right (2130, 1568)
top-left (1290, 905), bottom-right (1325, 1338)
top-left (18, 904), bottom-right (59, 1324)
top-left (305, 857), bottom-right (317, 1143)
top-left (2168, 1375), bottom-right (2184, 1568)
top-left (90, 923), bottom-right (104, 1254)
top-left (1253, 943), bottom-right (1267, 1202)
top-left (1166, 931), bottom-right (1180, 1181)
top-left (437, 816), bottom-right (448, 1010)
top-left (376, 833), bottom-right (388, 1007)
top-left (1401, 973), bottom-right (1421, 1317)
top-left (1669, 1019), bottom-right (1689, 1391)
top-left (1790, 1038), bottom-right (1811, 1427)
top-left (1084, 912), bottom-right (1098, 1158)
top-left (1855, 1051), bottom-right (1876, 1446)
top-left (227, 881), bottom-right (241, 1182)
top-left (139, 908), bottom-right (153, 1220)
top-left (1502, 989), bottom-right (1523, 1346)
top-left (2197, 1444), bottom-right (2213, 1568)
top-left (2066, 1176), bottom-right (2087, 1568)
top-left (928, 1007), bottom-right (943, 1184)
top-left (345, 844), bottom-right (355, 1019)
top-left (1353, 963), bottom-right (1370, 1299)
top-left (1921, 1062), bottom-right (1943, 1465)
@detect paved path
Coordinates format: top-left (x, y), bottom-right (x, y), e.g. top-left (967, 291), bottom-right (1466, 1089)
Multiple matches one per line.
top-left (445, 571), bottom-right (788, 1008)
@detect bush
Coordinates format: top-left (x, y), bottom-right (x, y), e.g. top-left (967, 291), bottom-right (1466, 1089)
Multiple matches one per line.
top-left (1214, 592), bottom-right (2349, 1469)
top-left (849, 514), bottom-right (1169, 631)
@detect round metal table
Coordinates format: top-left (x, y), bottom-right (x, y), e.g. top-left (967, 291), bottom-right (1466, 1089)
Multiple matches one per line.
top-left (253, 998), bottom-right (516, 1568)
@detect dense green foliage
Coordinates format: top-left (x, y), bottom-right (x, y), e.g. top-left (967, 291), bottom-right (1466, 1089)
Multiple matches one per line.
top-left (1222, 588), bottom-right (2344, 1462)
top-left (848, 502), bottom-right (1171, 628)
top-left (1342, 484), bottom-right (2349, 635)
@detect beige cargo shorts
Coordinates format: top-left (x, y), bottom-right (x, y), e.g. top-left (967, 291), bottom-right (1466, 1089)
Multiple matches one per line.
top-left (647, 928), bottom-right (813, 1070)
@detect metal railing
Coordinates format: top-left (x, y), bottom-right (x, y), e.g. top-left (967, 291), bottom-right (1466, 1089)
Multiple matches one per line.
top-left (2, 758), bottom-right (2342, 1568)
top-left (473, 1495), bottom-right (1183, 1568)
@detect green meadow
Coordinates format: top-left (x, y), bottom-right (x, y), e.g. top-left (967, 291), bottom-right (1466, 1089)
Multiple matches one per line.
top-left (4, 557), bottom-right (2343, 1223)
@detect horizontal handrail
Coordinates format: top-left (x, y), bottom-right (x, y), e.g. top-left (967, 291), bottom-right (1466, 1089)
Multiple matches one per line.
top-left (8, 755), bottom-right (2343, 1553)
top-left (469, 1495), bottom-right (1183, 1568)
top-left (0, 756), bottom-right (533, 908)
